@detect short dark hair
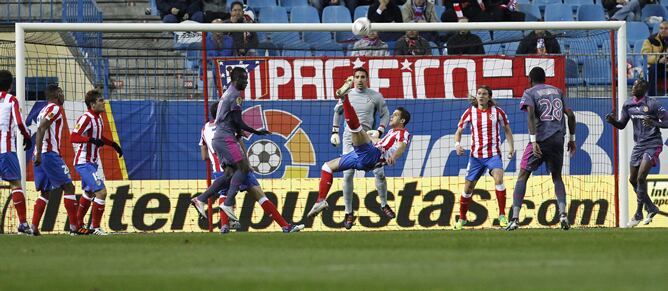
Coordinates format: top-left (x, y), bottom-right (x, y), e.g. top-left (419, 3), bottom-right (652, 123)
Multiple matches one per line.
top-left (84, 89), bottom-right (102, 109)
top-left (210, 101), bottom-right (219, 119)
top-left (353, 67), bottom-right (368, 78)
top-left (44, 84), bottom-right (62, 100)
top-left (230, 1), bottom-right (243, 10)
top-left (396, 107), bottom-right (411, 126)
top-left (231, 67), bottom-right (247, 82)
top-left (0, 70), bottom-right (13, 91)
top-left (529, 67), bottom-right (546, 84)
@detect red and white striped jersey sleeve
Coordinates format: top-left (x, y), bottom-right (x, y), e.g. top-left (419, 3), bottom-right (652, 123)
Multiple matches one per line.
top-left (497, 107), bottom-right (509, 126)
top-left (457, 107), bottom-right (472, 129)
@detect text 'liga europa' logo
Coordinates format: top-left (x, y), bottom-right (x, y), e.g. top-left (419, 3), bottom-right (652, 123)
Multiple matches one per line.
top-left (241, 105), bottom-right (315, 178)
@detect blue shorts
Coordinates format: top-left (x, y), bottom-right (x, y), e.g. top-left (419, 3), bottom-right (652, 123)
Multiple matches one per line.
top-left (465, 155), bottom-right (504, 182)
top-left (0, 152), bottom-right (21, 181)
top-left (75, 163), bottom-right (105, 193)
top-left (34, 152), bottom-right (72, 191)
top-left (212, 171), bottom-right (258, 197)
top-left (338, 142), bottom-right (382, 172)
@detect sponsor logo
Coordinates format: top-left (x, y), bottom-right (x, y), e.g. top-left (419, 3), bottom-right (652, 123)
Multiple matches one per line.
top-left (648, 177), bottom-right (668, 218)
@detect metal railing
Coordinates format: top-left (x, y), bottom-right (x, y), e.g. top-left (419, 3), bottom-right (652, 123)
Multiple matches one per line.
top-left (1, 0), bottom-right (59, 23)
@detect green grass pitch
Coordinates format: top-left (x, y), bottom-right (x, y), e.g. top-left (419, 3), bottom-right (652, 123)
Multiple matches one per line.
top-left (1, 229), bottom-right (667, 291)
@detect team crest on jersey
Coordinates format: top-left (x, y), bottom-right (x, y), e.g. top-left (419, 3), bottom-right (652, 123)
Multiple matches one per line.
top-left (75, 123), bottom-right (81, 130)
top-left (47, 112), bottom-right (54, 119)
top-left (643, 106), bottom-right (649, 112)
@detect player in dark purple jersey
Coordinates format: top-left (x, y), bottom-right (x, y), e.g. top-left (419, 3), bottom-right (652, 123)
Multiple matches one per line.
top-left (506, 67), bottom-right (577, 231)
top-left (606, 79), bottom-right (668, 227)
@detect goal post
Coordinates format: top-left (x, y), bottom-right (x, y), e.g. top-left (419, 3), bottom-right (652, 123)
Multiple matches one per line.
top-left (12, 21), bottom-right (631, 231)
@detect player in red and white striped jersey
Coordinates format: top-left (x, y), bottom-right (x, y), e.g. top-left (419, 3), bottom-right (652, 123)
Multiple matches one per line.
top-left (70, 90), bottom-right (122, 235)
top-left (454, 86), bottom-right (515, 230)
top-left (31, 84), bottom-right (82, 235)
top-left (0, 70), bottom-right (34, 234)
top-left (308, 76), bottom-right (411, 219)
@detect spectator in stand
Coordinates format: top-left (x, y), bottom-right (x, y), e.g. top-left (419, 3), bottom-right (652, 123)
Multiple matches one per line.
top-left (158, 0), bottom-right (204, 23)
top-left (486, 0), bottom-right (524, 22)
top-left (206, 18), bottom-right (234, 57)
top-left (516, 30), bottom-right (561, 55)
top-left (346, 0), bottom-right (375, 16)
top-left (641, 21), bottom-right (668, 96)
top-left (351, 31), bottom-right (390, 56)
top-left (603, 0), bottom-right (651, 21)
top-left (441, 0), bottom-right (487, 22)
top-left (312, 0), bottom-right (345, 15)
top-left (401, 0), bottom-right (439, 22)
top-left (368, 0), bottom-right (404, 41)
top-left (446, 18), bottom-right (485, 55)
top-left (224, 1), bottom-right (259, 56)
top-left (395, 25), bottom-right (432, 55)
top-left (202, 0), bottom-right (229, 23)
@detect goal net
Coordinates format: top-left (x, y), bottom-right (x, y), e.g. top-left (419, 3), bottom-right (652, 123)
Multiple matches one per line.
top-left (1, 21), bottom-right (633, 234)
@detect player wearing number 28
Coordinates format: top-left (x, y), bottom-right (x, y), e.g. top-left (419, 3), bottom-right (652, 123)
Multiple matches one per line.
top-left (506, 67), bottom-right (577, 231)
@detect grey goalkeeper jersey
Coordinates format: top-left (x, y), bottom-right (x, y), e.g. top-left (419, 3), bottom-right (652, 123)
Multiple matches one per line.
top-left (333, 88), bottom-right (389, 138)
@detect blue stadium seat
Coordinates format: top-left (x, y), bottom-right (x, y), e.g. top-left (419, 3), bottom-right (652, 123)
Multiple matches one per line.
top-left (290, 6), bottom-right (320, 23)
top-left (429, 41), bottom-right (440, 56)
top-left (322, 6), bottom-right (354, 42)
top-left (626, 22), bottom-right (650, 42)
top-left (282, 41), bottom-right (312, 57)
top-left (562, 38), bottom-right (598, 64)
top-left (583, 57), bottom-right (612, 85)
top-left (633, 39), bottom-right (646, 53)
top-left (641, 4), bottom-right (668, 20)
top-left (259, 6), bottom-right (288, 23)
top-left (577, 4), bottom-right (606, 21)
top-left (484, 43), bottom-right (505, 55)
top-left (504, 42), bottom-right (520, 55)
top-left (313, 41), bottom-right (346, 56)
top-left (565, 58), bottom-right (583, 85)
top-left (248, 0), bottom-right (277, 11)
top-left (533, 0), bottom-right (561, 5)
top-left (354, 5), bottom-right (369, 20)
top-left (281, 0), bottom-right (308, 12)
top-left (493, 30), bottom-right (524, 41)
top-left (435, 6), bottom-right (445, 18)
top-left (544, 4), bottom-right (574, 21)
top-left (473, 31), bottom-right (492, 42)
top-left (516, 0), bottom-right (531, 4)
top-left (291, 6), bottom-right (332, 45)
top-left (256, 42), bottom-right (281, 56)
top-left (518, 4), bottom-right (542, 21)
top-left (564, 0), bottom-right (594, 5)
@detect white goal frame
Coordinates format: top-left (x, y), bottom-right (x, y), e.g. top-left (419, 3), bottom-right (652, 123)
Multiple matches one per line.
top-left (14, 21), bottom-right (631, 227)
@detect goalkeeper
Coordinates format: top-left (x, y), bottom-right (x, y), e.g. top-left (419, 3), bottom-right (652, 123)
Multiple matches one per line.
top-left (330, 67), bottom-right (393, 230)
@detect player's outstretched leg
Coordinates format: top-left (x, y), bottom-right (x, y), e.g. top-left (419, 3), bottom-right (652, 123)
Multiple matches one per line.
top-left (308, 162), bottom-right (337, 218)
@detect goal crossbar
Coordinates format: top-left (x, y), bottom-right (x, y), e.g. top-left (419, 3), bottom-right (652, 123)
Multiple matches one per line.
top-left (13, 21), bottom-right (631, 228)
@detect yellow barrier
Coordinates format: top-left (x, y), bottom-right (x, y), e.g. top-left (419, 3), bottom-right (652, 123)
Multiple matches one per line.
top-left (1, 176), bottom-right (616, 233)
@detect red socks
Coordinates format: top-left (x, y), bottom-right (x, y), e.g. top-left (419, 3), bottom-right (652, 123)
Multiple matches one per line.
top-left (63, 195), bottom-right (79, 230)
top-left (342, 96), bottom-right (361, 131)
top-left (32, 195), bottom-right (48, 229)
top-left (91, 198), bottom-right (105, 229)
top-left (259, 197), bottom-right (288, 228)
top-left (460, 193), bottom-right (472, 221)
top-left (11, 188), bottom-right (27, 224)
top-left (495, 185), bottom-right (507, 216)
top-left (218, 196), bottom-right (229, 227)
top-left (77, 195), bottom-right (93, 228)
top-left (318, 165), bottom-right (334, 201)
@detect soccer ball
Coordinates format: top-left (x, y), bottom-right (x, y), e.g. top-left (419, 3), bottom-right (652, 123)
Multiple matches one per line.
top-left (248, 140), bottom-right (282, 175)
top-left (352, 17), bottom-right (371, 36)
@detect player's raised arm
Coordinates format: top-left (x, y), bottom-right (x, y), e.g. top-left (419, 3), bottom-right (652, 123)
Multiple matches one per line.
top-left (606, 106), bottom-right (630, 129)
top-left (331, 100), bottom-right (342, 146)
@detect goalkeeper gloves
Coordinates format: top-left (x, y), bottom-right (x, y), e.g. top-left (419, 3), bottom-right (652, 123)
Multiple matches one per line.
top-left (330, 126), bottom-right (340, 147)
